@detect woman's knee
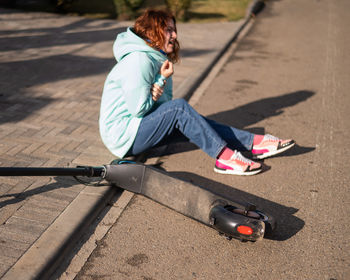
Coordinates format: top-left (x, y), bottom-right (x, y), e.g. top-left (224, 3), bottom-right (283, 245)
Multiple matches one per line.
top-left (172, 98), bottom-right (192, 111)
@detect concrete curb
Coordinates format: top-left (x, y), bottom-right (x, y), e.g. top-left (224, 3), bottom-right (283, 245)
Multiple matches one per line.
top-left (2, 14), bottom-right (257, 280)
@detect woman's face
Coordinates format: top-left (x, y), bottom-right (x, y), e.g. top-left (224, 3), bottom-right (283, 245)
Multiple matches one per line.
top-left (163, 19), bottom-right (177, 54)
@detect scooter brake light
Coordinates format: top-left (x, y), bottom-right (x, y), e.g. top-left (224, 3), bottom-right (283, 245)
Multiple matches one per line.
top-left (237, 225), bottom-right (253, 235)
top-left (209, 204), bottom-right (265, 241)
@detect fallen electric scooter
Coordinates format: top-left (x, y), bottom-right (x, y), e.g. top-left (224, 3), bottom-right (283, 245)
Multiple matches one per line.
top-left (0, 159), bottom-right (276, 242)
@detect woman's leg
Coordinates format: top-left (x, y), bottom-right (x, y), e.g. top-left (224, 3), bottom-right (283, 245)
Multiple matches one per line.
top-left (129, 99), bottom-right (227, 158)
top-left (203, 118), bottom-right (295, 159)
top-left (203, 117), bottom-right (254, 152)
top-left (129, 99), bottom-right (262, 175)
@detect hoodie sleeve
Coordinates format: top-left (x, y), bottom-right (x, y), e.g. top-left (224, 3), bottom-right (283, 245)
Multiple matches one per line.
top-left (120, 52), bottom-right (156, 117)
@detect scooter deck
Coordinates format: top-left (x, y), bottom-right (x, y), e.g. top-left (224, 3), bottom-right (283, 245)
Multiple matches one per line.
top-left (104, 161), bottom-right (276, 241)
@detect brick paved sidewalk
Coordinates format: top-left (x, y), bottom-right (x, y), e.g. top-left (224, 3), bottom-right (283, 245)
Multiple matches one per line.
top-left (0, 8), bottom-right (243, 279)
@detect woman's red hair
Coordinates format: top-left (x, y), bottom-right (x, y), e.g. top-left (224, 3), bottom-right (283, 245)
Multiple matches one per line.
top-left (133, 9), bottom-right (180, 63)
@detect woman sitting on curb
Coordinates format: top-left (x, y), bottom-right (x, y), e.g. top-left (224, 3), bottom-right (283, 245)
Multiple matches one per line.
top-left (99, 9), bottom-right (295, 176)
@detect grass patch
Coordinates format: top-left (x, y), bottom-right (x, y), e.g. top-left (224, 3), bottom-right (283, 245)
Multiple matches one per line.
top-left (188, 0), bottom-right (251, 22)
top-left (140, 0), bottom-right (251, 22)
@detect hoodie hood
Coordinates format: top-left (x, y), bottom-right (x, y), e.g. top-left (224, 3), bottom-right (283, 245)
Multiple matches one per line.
top-left (113, 27), bottom-right (166, 62)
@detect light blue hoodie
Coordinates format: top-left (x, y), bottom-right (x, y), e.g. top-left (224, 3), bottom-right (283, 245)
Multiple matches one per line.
top-left (99, 27), bottom-right (173, 158)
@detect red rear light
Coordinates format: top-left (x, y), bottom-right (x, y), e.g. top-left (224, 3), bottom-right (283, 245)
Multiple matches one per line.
top-left (237, 225), bottom-right (253, 235)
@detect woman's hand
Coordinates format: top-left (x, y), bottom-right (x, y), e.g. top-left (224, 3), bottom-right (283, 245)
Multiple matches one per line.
top-left (160, 60), bottom-right (174, 78)
top-left (151, 60), bottom-right (172, 101)
top-left (150, 82), bottom-right (165, 101)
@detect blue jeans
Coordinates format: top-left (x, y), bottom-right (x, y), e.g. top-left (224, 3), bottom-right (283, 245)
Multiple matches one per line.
top-left (128, 99), bottom-right (254, 159)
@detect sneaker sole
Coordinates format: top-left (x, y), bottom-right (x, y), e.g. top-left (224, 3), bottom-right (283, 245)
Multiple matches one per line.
top-left (253, 141), bottom-right (295, 159)
top-left (214, 166), bottom-right (262, 176)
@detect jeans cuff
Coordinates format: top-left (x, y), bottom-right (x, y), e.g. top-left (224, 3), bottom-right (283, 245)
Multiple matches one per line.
top-left (214, 142), bottom-right (227, 159)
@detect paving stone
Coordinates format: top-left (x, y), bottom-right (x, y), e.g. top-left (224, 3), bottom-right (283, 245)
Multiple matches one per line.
top-left (0, 224), bottom-right (39, 245)
top-left (20, 142), bottom-right (45, 155)
top-left (29, 194), bottom-right (72, 213)
top-left (13, 203), bottom-right (61, 227)
top-left (4, 216), bottom-right (47, 234)
top-left (0, 200), bottom-right (26, 225)
top-left (0, 243), bottom-right (25, 259)
top-left (0, 183), bottom-right (13, 195)
top-left (0, 255), bottom-right (17, 267)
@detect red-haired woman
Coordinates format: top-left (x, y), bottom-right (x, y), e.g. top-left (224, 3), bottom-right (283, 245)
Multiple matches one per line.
top-left (99, 9), bottom-right (295, 175)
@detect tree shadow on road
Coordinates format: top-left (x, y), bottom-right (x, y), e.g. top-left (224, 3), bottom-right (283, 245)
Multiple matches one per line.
top-left (0, 16), bottom-right (128, 125)
top-left (0, 53), bottom-right (115, 124)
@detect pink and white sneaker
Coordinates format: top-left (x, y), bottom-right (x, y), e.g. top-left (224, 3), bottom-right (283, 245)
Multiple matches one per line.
top-left (252, 134), bottom-right (295, 159)
top-left (214, 150), bottom-right (262, 176)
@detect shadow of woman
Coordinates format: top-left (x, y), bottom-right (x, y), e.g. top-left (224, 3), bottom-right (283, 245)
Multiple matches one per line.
top-left (207, 90), bottom-right (315, 128)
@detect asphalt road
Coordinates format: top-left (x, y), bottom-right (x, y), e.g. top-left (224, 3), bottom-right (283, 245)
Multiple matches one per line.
top-left (73, 0), bottom-right (350, 279)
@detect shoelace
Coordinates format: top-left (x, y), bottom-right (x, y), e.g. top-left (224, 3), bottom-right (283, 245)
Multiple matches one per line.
top-left (263, 134), bottom-right (280, 142)
top-left (233, 151), bottom-right (252, 164)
